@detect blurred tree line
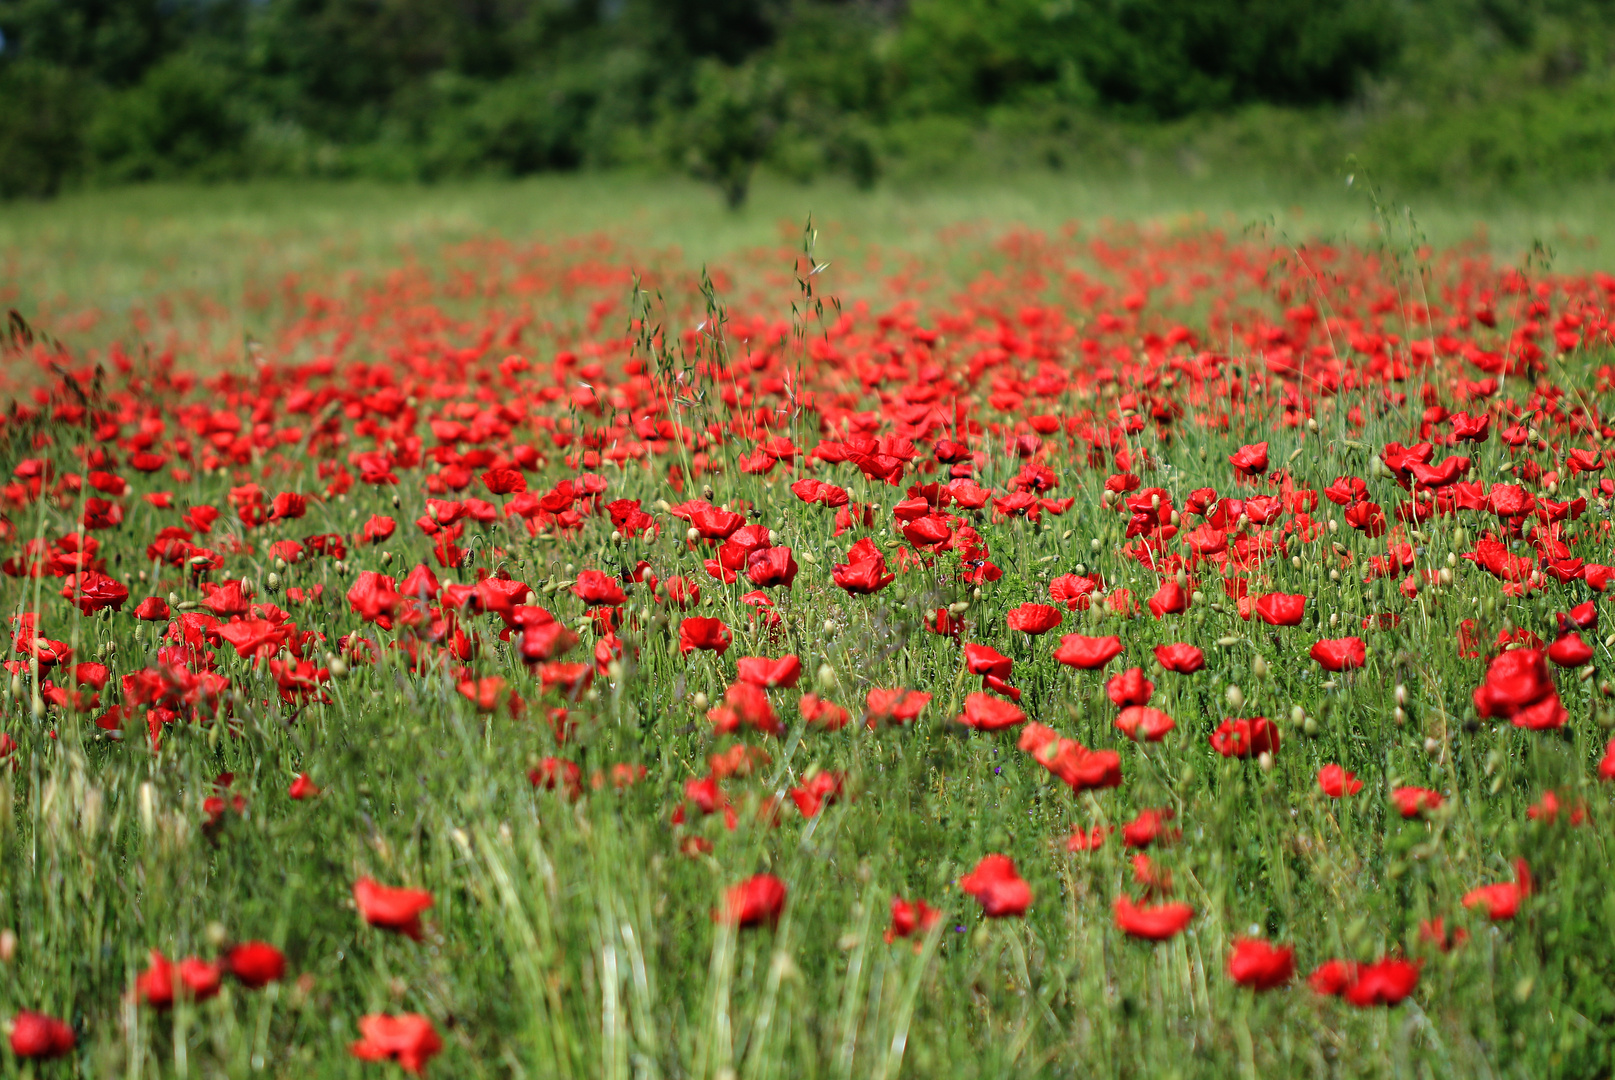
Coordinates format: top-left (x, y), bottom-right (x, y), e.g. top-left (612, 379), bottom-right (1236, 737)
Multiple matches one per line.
top-left (3, 0), bottom-right (1615, 201)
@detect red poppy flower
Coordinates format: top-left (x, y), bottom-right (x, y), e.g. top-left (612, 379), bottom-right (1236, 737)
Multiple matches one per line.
top-left (1472, 648), bottom-right (1566, 729)
top-left (1341, 959), bottom-right (1421, 1007)
top-left (572, 569), bottom-right (626, 606)
top-left (1106, 667), bottom-right (1154, 707)
top-left (1005, 603), bottom-right (1062, 635)
top-left (1114, 706), bottom-right (1175, 741)
top-left (528, 757), bottom-right (584, 799)
top-left (457, 676), bottom-right (507, 712)
top-left (1316, 764), bottom-right (1362, 797)
top-left (1228, 441), bottom-right (1268, 478)
top-left (1121, 808), bottom-right (1179, 849)
top-left (1253, 593), bottom-right (1306, 626)
top-left (735, 654), bottom-right (802, 688)
top-left (962, 643), bottom-right (1013, 679)
top-left (1228, 938), bottom-right (1295, 990)
top-left (353, 877), bottom-right (434, 940)
top-left (1419, 917), bottom-right (1468, 952)
top-left (1113, 896), bottom-right (1193, 940)
top-left (885, 897), bottom-right (941, 943)
top-left (955, 692), bottom-right (1024, 730)
top-left (744, 545), bottom-right (796, 588)
top-left (1053, 634), bottom-right (1124, 669)
top-left (1310, 636), bottom-right (1366, 671)
top-left (1018, 723), bottom-right (1123, 790)
top-left (226, 941), bottom-right (286, 988)
top-left (865, 688), bottom-right (931, 725)
top-left (133, 596), bottom-right (171, 620)
top-left (178, 957), bottom-right (224, 1000)
top-left (134, 950), bottom-right (176, 1008)
top-left (679, 617), bottom-right (733, 656)
top-left (350, 1014), bottom-right (443, 1075)
top-left (1146, 580), bottom-right (1190, 618)
top-left (9, 1010), bottom-right (74, 1058)
top-left (1067, 824), bottom-right (1111, 852)
top-left (1462, 859), bottom-right (1532, 921)
top-left (59, 570), bottom-right (129, 614)
top-left (1153, 643), bottom-right (1204, 673)
top-left (1547, 632), bottom-right (1594, 668)
top-left (832, 537), bottom-right (894, 595)
top-left (959, 854), bottom-right (1032, 917)
top-left (788, 771), bottom-right (845, 816)
top-left (1390, 786), bottom-right (1442, 817)
top-left (799, 693), bottom-right (850, 730)
top-left (1209, 717), bottom-right (1279, 758)
top-left (1600, 737), bottom-right (1615, 781)
top-left (718, 874), bottom-right (787, 928)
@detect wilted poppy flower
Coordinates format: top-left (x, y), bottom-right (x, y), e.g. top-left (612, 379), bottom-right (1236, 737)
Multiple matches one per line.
top-left (959, 854), bottom-right (1032, 917)
top-left (679, 617), bottom-right (733, 656)
top-left (1390, 786), bottom-right (1443, 818)
top-left (350, 1014), bottom-right (443, 1075)
top-left (9, 1010), bottom-right (74, 1058)
top-left (1006, 603), bottom-right (1062, 635)
top-left (1462, 859), bottom-right (1532, 921)
top-left (1053, 634), bottom-right (1123, 669)
top-left (1253, 593), bottom-right (1306, 626)
top-left (718, 874), bottom-right (787, 928)
top-left (1115, 706), bottom-right (1175, 741)
top-left (1210, 717), bottom-right (1279, 758)
top-left (1106, 667), bottom-right (1153, 707)
top-left (955, 692), bottom-right (1024, 730)
top-left (1153, 643), bottom-right (1204, 673)
top-left (1317, 764), bottom-right (1362, 797)
top-left (885, 897), bottom-right (942, 943)
top-left (1310, 637), bottom-right (1366, 671)
top-left (1113, 896), bottom-right (1193, 940)
top-left (1228, 938), bottom-right (1295, 990)
top-left (226, 941), bottom-right (286, 988)
top-left (353, 878), bottom-right (434, 940)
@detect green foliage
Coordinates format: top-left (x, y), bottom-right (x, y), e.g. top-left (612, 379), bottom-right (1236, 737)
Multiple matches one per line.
top-left (0, 60), bottom-right (91, 198)
top-left (1, 0), bottom-right (1615, 195)
top-left (676, 59), bottom-right (786, 209)
top-left (87, 52), bottom-right (249, 182)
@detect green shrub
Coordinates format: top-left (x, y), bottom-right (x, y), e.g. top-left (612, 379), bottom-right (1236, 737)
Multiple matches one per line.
top-left (88, 52), bottom-right (248, 181)
top-left (0, 60), bottom-right (90, 197)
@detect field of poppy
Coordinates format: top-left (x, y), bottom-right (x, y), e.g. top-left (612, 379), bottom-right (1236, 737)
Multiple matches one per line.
top-left (4, 179), bottom-right (1615, 1078)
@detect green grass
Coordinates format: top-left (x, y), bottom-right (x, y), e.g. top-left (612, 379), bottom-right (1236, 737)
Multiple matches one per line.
top-left (6, 171), bottom-right (1615, 356)
top-left (1, 174), bottom-right (1614, 1078)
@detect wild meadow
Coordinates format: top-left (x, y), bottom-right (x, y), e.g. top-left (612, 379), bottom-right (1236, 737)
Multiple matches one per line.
top-left (2, 178), bottom-right (1615, 1078)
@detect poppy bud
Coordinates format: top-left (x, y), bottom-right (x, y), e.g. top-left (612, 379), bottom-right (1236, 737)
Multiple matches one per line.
top-left (1225, 685), bottom-right (1244, 710)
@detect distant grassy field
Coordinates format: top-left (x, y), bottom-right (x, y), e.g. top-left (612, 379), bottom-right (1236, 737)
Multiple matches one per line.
top-left (4, 172), bottom-right (1615, 357)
